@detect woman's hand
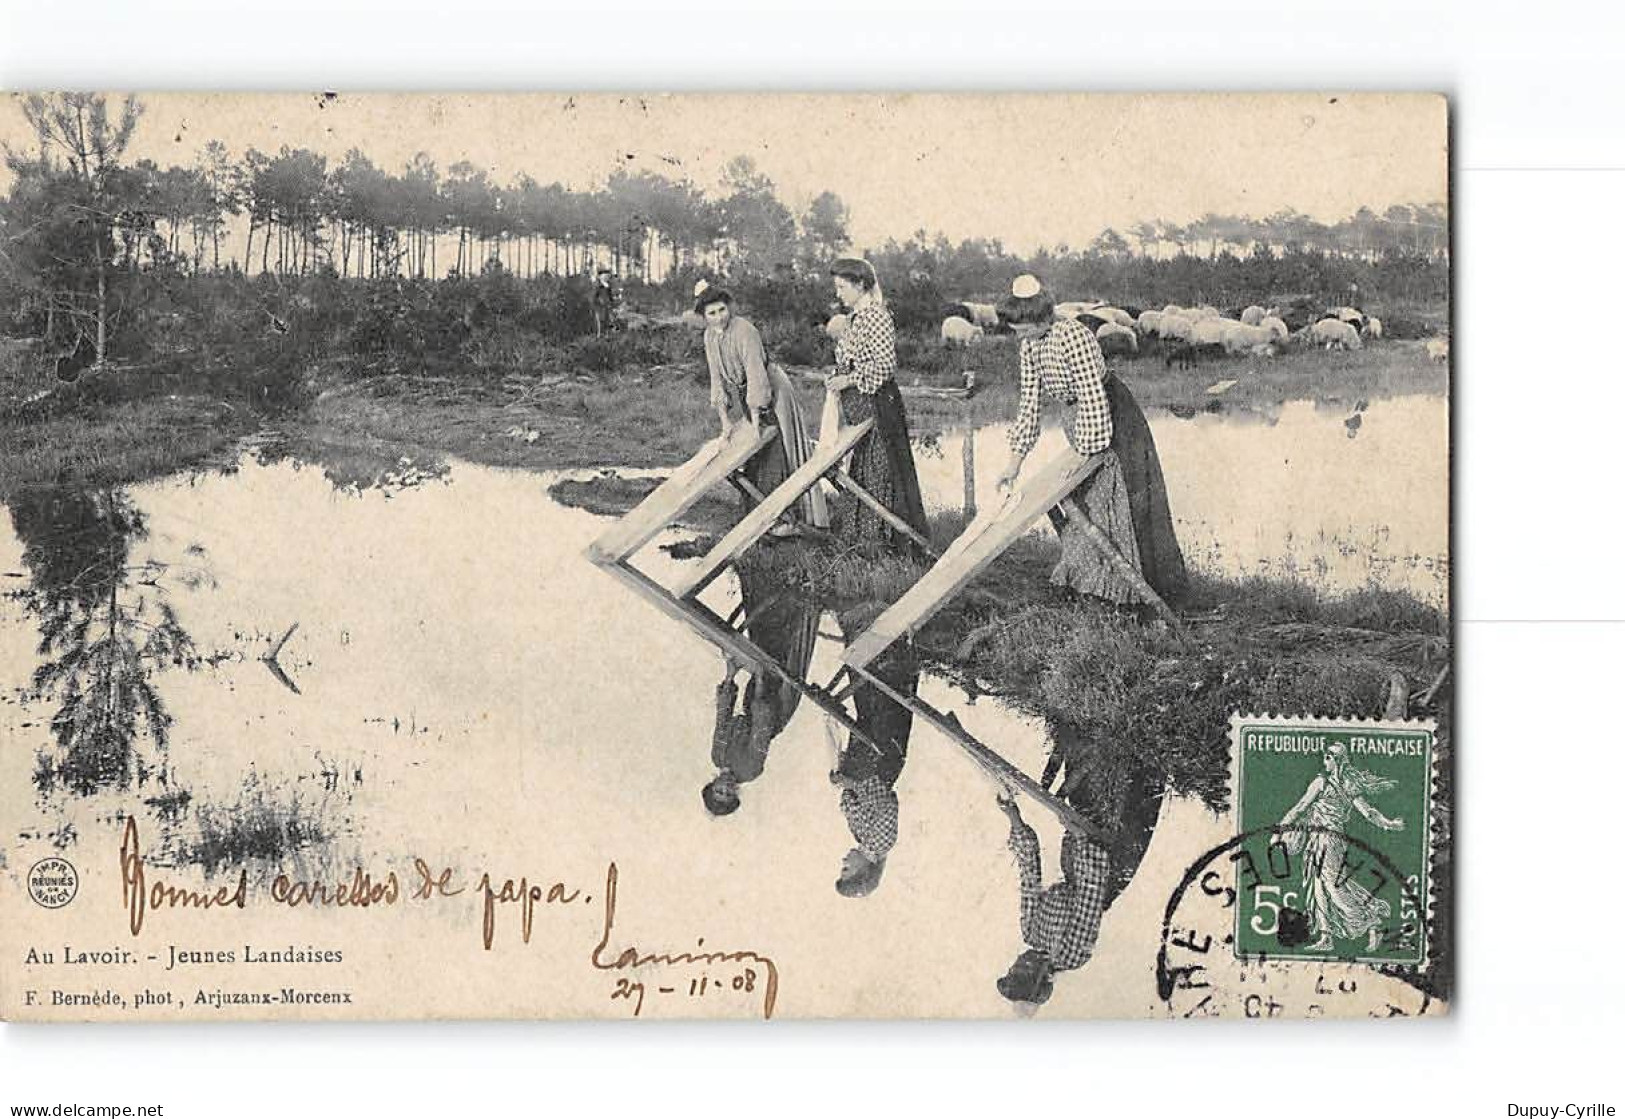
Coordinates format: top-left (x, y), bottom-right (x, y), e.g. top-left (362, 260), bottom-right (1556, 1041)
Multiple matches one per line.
top-left (996, 792), bottom-right (1024, 824)
top-left (995, 457), bottom-right (1023, 494)
top-left (826, 374), bottom-right (852, 393)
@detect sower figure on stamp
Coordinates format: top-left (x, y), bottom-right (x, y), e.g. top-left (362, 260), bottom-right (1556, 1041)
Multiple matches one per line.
top-left (1279, 741), bottom-right (1406, 952)
top-left (993, 274), bottom-right (1188, 611)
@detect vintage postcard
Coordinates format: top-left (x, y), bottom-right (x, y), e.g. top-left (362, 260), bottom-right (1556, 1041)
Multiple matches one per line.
top-left (0, 92), bottom-right (1450, 1020)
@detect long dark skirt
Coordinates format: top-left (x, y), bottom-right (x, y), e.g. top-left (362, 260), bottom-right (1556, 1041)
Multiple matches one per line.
top-left (835, 380), bottom-right (929, 552)
top-left (1054, 375), bottom-right (1189, 608)
top-left (742, 433), bottom-right (790, 502)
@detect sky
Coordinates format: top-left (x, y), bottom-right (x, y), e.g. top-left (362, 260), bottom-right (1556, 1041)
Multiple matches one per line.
top-left (0, 92), bottom-right (1448, 254)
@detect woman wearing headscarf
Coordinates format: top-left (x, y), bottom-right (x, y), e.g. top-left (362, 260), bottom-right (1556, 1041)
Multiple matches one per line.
top-left (994, 274), bottom-right (1188, 608)
top-left (825, 258), bottom-right (929, 553)
top-left (696, 279), bottom-right (827, 533)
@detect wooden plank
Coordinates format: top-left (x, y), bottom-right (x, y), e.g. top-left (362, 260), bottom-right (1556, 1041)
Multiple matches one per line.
top-left (670, 418), bottom-right (875, 599)
top-left (832, 469), bottom-right (940, 558)
top-left (842, 449), bottom-right (1105, 670)
top-left (854, 667), bottom-right (1104, 840)
top-left (1056, 497), bottom-right (1187, 640)
top-left (597, 561), bottom-right (766, 672)
top-left (585, 425), bottom-right (778, 564)
top-left (598, 560), bottom-right (882, 754)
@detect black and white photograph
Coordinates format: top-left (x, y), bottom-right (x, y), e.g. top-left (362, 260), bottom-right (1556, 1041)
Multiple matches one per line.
top-left (0, 92), bottom-right (1452, 1025)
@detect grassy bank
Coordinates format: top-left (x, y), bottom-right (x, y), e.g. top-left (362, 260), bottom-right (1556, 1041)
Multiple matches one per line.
top-left (300, 331), bottom-right (1447, 474)
top-left (2, 313), bottom-right (1448, 494)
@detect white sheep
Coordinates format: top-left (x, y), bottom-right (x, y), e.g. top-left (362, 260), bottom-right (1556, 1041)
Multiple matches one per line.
top-left (1309, 318), bottom-right (1363, 350)
top-left (1192, 304), bottom-right (1223, 320)
top-left (1162, 303), bottom-right (1183, 316)
top-left (1260, 315), bottom-right (1289, 342)
top-left (1158, 312), bottom-right (1195, 343)
top-left (1240, 305), bottom-right (1266, 326)
top-left (1425, 336), bottom-right (1449, 363)
top-left (1333, 306), bottom-right (1366, 327)
top-left (825, 313), bottom-right (850, 341)
top-left (1137, 309), bottom-right (1164, 335)
top-left (940, 315), bottom-right (984, 346)
top-left (1093, 306), bottom-right (1136, 328)
top-left (1054, 301), bottom-right (1096, 321)
top-left (963, 302), bottom-right (999, 328)
top-left (1190, 317), bottom-right (1235, 346)
top-left (1096, 321), bottom-right (1139, 353)
top-left (1219, 321), bottom-right (1274, 354)
top-left (1362, 316), bottom-right (1383, 340)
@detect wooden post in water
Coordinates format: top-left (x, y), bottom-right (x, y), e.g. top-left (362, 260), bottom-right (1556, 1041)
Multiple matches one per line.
top-left (961, 429), bottom-right (976, 521)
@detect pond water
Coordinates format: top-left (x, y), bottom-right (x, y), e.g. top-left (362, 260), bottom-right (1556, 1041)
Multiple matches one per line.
top-left (915, 395), bottom-right (1449, 607)
top-left (0, 395), bottom-right (1446, 1019)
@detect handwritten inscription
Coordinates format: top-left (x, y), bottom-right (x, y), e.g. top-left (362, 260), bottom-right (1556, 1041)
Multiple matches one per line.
top-left (111, 820), bottom-right (781, 1018)
top-left (590, 863), bottom-right (779, 1020)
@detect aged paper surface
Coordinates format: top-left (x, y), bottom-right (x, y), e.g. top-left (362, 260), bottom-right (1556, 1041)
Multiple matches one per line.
top-left (0, 92), bottom-right (1449, 1020)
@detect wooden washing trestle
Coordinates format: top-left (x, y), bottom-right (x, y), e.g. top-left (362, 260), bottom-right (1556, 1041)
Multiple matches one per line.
top-left (587, 411), bottom-right (1154, 835)
top-left (585, 423), bottom-right (780, 565)
top-left (594, 560), bottom-right (889, 756)
top-left (841, 446), bottom-right (1183, 672)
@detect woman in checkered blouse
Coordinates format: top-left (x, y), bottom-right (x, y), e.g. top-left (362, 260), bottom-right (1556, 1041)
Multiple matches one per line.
top-left (825, 258), bottom-right (929, 553)
top-left (993, 275), bottom-right (1188, 609)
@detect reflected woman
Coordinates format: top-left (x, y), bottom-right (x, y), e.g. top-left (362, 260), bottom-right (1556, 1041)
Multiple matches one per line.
top-left (993, 274), bottom-right (1188, 609)
top-left (830, 645), bottom-right (919, 898)
top-left (995, 742), bottom-right (1164, 1007)
top-left (697, 280), bottom-right (827, 534)
top-left (702, 567), bottom-right (820, 816)
top-left (825, 259), bottom-right (929, 553)
top-left (1280, 742), bottom-right (1405, 952)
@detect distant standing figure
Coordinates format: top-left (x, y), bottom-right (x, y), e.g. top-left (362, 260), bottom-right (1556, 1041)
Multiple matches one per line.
top-left (696, 280), bottom-right (828, 532)
top-left (994, 274), bottom-right (1188, 608)
top-left (592, 268), bottom-right (620, 335)
top-left (826, 257), bottom-right (929, 553)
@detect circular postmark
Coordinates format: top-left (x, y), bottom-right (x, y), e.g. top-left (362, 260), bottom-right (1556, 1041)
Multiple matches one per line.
top-left (27, 856), bottom-right (79, 909)
top-left (1157, 825), bottom-right (1433, 1019)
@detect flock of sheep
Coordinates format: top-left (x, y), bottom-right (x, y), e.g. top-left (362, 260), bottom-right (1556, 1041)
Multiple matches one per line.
top-left (932, 298), bottom-right (1448, 368)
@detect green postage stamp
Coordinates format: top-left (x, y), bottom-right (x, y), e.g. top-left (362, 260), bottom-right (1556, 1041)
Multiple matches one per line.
top-left (1231, 715), bottom-right (1437, 967)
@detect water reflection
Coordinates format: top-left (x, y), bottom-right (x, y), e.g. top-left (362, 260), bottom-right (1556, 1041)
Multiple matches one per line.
top-left (8, 486), bottom-right (201, 796)
top-left (251, 434), bottom-right (450, 498)
top-left (996, 730), bottom-right (1163, 1007)
top-left (914, 396), bottom-right (1448, 605)
top-left (831, 645), bottom-right (918, 898)
top-left (704, 566), bottom-right (819, 816)
top-left (0, 429), bottom-right (1443, 1016)
top-left (687, 574), bottom-right (1166, 1007)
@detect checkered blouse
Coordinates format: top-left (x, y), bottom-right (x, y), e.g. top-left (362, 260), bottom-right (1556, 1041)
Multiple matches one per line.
top-left (833, 299), bottom-right (897, 395)
top-left (842, 775), bottom-right (899, 862)
top-left (1008, 819), bottom-right (1111, 971)
top-left (1009, 318), bottom-right (1113, 458)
